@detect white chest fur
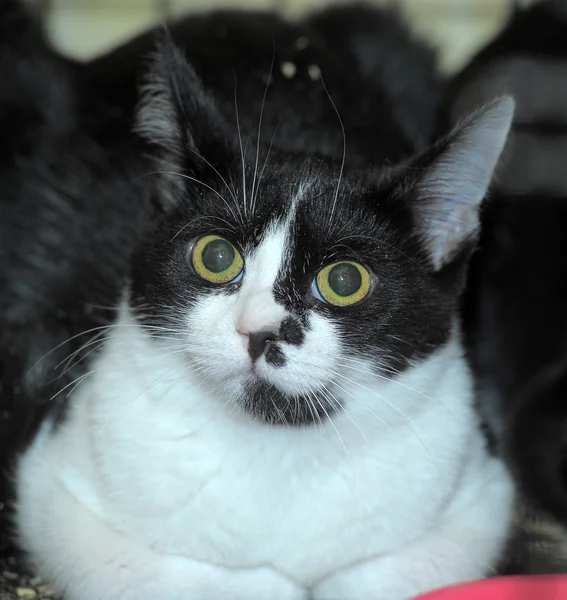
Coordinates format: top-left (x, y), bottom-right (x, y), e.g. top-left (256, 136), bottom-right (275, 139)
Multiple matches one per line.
top-left (16, 311), bottom-right (514, 599)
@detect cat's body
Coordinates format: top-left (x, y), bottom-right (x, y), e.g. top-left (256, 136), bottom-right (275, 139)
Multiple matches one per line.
top-left (19, 318), bottom-right (509, 600)
top-left (4, 4), bottom-right (515, 600)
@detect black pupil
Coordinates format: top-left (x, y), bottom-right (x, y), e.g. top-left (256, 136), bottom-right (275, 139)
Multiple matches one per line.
top-left (328, 263), bottom-right (362, 297)
top-left (202, 239), bottom-right (235, 273)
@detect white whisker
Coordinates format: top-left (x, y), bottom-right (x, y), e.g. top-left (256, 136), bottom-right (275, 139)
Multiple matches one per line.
top-left (320, 75), bottom-right (346, 224)
top-left (50, 368), bottom-right (98, 402)
top-left (251, 40), bottom-right (276, 216)
top-left (311, 389), bottom-right (347, 453)
top-left (185, 146), bottom-right (242, 222)
top-left (333, 371), bottom-right (433, 459)
top-left (233, 73), bottom-right (248, 218)
top-left (138, 171), bottom-right (238, 229)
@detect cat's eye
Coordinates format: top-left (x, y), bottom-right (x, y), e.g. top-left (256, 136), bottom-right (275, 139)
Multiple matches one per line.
top-left (312, 261), bottom-right (371, 306)
top-left (191, 235), bottom-right (244, 284)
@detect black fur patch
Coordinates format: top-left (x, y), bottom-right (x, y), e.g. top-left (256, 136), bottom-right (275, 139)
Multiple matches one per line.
top-left (243, 379), bottom-right (340, 426)
top-left (279, 316), bottom-right (305, 346)
top-left (265, 344), bottom-right (286, 368)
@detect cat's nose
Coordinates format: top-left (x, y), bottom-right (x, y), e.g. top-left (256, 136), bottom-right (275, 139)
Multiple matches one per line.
top-left (245, 330), bottom-right (278, 362)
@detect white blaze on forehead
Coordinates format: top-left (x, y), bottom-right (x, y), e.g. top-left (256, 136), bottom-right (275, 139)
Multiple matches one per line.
top-left (236, 223), bottom-right (289, 334)
top-left (236, 192), bottom-right (302, 335)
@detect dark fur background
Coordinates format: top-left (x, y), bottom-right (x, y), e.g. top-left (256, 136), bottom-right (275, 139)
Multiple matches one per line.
top-left (452, 0), bottom-right (567, 573)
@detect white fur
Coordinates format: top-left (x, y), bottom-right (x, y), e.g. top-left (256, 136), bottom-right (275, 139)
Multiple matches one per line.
top-left (16, 221), bottom-right (515, 600)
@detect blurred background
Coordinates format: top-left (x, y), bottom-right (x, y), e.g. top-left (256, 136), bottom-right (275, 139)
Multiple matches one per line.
top-left (36, 0), bottom-right (540, 74)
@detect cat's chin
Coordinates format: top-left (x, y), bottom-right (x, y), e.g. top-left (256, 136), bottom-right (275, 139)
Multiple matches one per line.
top-left (237, 377), bottom-right (340, 427)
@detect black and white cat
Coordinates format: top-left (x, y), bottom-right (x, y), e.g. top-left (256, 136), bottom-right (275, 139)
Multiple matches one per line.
top-left (9, 5), bottom-right (515, 600)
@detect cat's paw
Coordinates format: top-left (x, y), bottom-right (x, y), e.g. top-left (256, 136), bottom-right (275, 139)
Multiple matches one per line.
top-left (119, 556), bottom-right (307, 600)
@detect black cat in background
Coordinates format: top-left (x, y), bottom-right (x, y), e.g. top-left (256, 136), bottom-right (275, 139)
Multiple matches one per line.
top-left (449, 0), bottom-right (567, 571)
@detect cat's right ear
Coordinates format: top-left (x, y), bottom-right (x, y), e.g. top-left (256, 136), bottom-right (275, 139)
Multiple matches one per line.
top-left (136, 33), bottom-right (236, 209)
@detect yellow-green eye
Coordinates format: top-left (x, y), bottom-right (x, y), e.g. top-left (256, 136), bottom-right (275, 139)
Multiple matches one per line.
top-left (313, 261), bottom-right (371, 306)
top-left (191, 235), bottom-right (244, 284)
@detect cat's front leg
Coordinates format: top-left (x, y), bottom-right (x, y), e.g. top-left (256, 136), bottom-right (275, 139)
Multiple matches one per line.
top-left (311, 458), bottom-right (514, 600)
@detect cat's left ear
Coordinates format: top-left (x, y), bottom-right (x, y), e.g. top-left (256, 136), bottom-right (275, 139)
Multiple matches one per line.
top-left (410, 96), bottom-right (514, 271)
top-left (136, 33), bottom-right (236, 208)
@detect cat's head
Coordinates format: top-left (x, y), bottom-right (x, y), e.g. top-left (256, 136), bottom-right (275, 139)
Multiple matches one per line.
top-left (129, 38), bottom-right (513, 426)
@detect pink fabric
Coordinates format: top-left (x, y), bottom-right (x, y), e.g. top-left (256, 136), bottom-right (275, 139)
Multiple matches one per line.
top-left (413, 576), bottom-right (567, 600)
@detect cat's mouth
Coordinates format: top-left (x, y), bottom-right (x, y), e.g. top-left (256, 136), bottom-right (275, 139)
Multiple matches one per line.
top-left (239, 378), bottom-right (340, 426)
